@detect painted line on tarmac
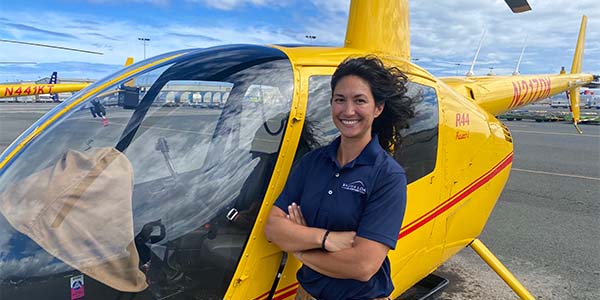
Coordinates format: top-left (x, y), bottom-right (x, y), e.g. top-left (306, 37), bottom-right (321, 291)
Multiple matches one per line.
top-left (0, 110), bottom-right (51, 113)
top-left (512, 168), bottom-right (600, 181)
top-left (504, 123), bottom-right (530, 128)
top-left (511, 129), bottom-right (599, 138)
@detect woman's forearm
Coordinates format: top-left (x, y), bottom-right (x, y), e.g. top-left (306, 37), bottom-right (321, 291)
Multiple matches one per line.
top-left (264, 208), bottom-right (327, 252)
top-left (296, 237), bottom-right (389, 282)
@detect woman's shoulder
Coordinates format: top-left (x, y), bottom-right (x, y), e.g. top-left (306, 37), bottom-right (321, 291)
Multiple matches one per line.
top-left (378, 151), bottom-right (406, 177)
top-left (296, 144), bottom-right (331, 166)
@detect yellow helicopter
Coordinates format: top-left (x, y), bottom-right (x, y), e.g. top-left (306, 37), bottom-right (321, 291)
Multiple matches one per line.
top-left (0, 58), bottom-right (134, 100)
top-left (0, 0), bottom-right (593, 299)
top-left (0, 39), bottom-right (108, 99)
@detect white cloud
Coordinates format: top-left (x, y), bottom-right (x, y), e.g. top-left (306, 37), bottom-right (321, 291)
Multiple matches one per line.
top-left (308, 0), bottom-right (349, 14)
top-left (0, 10), bottom-right (303, 81)
top-left (0, 250), bottom-right (71, 278)
top-left (0, 217), bottom-right (71, 278)
top-left (0, 0), bottom-right (598, 82)
top-left (297, 12), bottom-right (347, 46)
top-left (409, 0), bottom-right (600, 75)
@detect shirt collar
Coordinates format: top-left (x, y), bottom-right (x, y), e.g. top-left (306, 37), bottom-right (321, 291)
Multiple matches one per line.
top-left (324, 135), bottom-right (382, 168)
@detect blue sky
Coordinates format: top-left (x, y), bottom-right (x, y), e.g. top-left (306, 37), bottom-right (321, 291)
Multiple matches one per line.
top-left (0, 0), bottom-right (598, 83)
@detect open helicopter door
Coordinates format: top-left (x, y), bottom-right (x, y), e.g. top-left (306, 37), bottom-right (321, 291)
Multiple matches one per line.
top-left (240, 66), bottom-right (343, 300)
top-left (220, 62), bottom-right (313, 299)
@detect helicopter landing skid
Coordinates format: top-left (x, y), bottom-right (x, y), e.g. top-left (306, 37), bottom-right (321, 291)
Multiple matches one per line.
top-left (470, 238), bottom-right (535, 300)
top-left (396, 273), bottom-right (448, 300)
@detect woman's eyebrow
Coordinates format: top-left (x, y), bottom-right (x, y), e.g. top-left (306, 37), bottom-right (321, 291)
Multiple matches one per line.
top-left (333, 92), bottom-right (368, 98)
top-left (351, 93), bottom-right (369, 99)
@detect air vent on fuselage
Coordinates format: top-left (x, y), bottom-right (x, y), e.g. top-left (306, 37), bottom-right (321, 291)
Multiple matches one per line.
top-left (500, 122), bottom-right (513, 143)
top-left (465, 86), bottom-right (475, 100)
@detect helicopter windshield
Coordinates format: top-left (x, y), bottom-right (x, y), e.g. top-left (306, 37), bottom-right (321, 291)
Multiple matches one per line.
top-left (0, 45), bottom-right (293, 299)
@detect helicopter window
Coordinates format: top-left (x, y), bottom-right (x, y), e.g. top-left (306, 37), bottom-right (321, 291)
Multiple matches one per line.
top-left (0, 63), bottom-right (174, 188)
top-left (306, 76), bottom-right (439, 183)
top-left (0, 61), bottom-right (176, 298)
top-left (395, 84), bottom-right (439, 183)
top-left (118, 58), bottom-right (293, 299)
top-left (0, 47), bottom-right (293, 300)
top-left (125, 61), bottom-right (292, 297)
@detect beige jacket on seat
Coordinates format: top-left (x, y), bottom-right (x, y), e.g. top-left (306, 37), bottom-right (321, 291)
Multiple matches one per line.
top-left (0, 147), bottom-right (147, 292)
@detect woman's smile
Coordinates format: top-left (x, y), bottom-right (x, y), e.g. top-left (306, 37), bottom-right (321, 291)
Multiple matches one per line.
top-left (331, 75), bottom-right (382, 142)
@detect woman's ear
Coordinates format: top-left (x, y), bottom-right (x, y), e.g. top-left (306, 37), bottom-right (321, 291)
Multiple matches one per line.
top-left (374, 103), bottom-right (384, 118)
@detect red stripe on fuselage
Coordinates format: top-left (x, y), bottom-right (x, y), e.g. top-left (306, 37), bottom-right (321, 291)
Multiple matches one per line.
top-left (253, 282), bottom-right (299, 300)
top-left (398, 152), bottom-right (513, 239)
top-left (273, 286), bottom-right (299, 300)
top-left (400, 152), bottom-right (512, 230)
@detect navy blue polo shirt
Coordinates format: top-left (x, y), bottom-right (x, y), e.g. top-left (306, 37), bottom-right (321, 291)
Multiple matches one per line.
top-left (274, 136), bottom-right (407, 300)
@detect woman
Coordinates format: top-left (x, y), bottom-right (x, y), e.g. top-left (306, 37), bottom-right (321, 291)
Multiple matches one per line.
top-left (264, 56), bottom-right (415, 300)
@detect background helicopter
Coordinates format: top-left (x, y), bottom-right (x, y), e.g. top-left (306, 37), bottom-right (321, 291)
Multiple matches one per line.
top-left (0, 0), bottom-right (595, 300)
top-left (0, 53), bottom-right (133, 100)
top-left (0, 39), bottom-right (104, 99)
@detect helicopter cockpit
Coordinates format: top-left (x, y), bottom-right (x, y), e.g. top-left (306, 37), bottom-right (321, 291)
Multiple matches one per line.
top-left (0, 45), bottom-right (294, 299)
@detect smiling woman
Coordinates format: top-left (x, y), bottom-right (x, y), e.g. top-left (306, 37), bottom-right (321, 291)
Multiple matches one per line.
top-left (264, 56), bottom-right (417, 300)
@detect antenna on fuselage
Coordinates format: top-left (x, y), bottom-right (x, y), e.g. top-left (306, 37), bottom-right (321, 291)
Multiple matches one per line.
top-left (512, 34), bottom-right (528, 75)
top-left (466, 29), bottom-right (486, 77)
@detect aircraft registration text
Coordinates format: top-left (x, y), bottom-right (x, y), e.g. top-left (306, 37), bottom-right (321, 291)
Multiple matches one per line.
top-left (509, 77), bottom-right (552, 109)
top-left (1, 84), bottom-right (55, 97)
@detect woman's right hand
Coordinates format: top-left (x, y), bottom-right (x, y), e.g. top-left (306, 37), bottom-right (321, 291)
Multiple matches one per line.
top-left (288, 202), bottom-right (307, 226)
top-left (324, 231), bottom-right (356, 252)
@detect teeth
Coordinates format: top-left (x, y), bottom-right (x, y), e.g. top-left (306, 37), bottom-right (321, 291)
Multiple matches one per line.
top-left (341, 120), bottom-right (358, 125)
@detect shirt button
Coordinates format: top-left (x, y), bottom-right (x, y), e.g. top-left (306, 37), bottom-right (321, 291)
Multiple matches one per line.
top-left (335, 173), bottom-right (340, 177)
top-left (328, 190), bottom-right (333, 195)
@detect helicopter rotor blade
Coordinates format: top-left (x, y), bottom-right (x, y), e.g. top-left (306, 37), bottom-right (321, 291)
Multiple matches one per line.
top-left (504, 0), bottom-right (532, 13)
top-left (0, 61), bottom-right (37, 64)
top-left (0, 38), bottom-right (103, 55)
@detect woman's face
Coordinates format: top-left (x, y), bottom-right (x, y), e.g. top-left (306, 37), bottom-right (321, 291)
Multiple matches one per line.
top-left (331, 75), bottom-right (383, 142)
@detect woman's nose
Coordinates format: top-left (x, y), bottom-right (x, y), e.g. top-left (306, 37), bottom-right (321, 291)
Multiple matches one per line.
top-left (342, 102), bottom-right (355, 115)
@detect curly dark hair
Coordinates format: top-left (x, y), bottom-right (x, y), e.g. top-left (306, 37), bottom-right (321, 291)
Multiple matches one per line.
top-left (330, 56), bottom-right (415, 153)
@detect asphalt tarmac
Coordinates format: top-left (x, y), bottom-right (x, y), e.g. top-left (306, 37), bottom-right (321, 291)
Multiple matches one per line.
top-left (1, 103), bottom-right (599, 299)
top-left (0, 103), bottom-right (55, 152)
top-left (436, 120), bottom-right (600, 300)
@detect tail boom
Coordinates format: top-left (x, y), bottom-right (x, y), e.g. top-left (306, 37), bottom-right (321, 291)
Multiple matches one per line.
top-left (441, 74), bottom-right (593, 116)
top-left (0, 83), bottom-right (89, 99)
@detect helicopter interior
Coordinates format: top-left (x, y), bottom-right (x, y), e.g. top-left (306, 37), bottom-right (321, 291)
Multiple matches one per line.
top-left (105, 48), bottom-right (295, 299)
top-left (0, 46), bottom-right (296, 300)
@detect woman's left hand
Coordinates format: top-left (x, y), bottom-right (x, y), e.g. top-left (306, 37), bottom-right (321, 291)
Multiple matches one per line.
top-left (288, 202), bottom-right (307, 226)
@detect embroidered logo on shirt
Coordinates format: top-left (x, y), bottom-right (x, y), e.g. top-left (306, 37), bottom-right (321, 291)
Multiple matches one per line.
top-left (341, 180), bottom-right (367, 194)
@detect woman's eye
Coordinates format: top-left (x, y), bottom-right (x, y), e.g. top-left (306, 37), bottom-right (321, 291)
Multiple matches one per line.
top-left (333, 98), bottom-right (344, 103)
